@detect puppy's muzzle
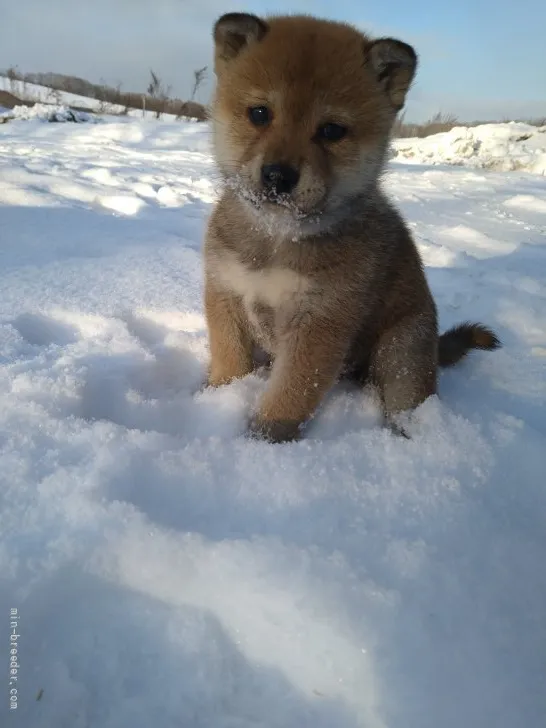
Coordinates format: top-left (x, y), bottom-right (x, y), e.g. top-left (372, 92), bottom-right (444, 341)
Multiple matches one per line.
top-left (260, 163), bottom-right (300, 196)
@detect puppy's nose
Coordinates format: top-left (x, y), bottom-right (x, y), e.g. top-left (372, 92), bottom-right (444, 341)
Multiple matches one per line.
top-left (261, 163), bottom-right (300, 194)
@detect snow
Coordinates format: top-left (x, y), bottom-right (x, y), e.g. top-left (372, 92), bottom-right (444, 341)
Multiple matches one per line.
top-left (392, 122), bottom-right (546, 175)
top-left (1, 117), bottom-right (545, 728)
top-left (0, 103), bottom-right (98, 123)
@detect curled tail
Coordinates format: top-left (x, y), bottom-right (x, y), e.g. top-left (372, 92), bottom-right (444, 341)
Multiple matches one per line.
top-left (438, 322), bottom-right (501, 368)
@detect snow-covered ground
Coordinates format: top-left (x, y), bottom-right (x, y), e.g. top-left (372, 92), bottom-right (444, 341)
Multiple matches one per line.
top-left (393, 122), bottom-right (546, 174)
top-left (1, 117), bottom-right (545, 728)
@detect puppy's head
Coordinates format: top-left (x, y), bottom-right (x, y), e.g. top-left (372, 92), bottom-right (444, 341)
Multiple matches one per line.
top-left (211, 14), bottom-right (417, 234)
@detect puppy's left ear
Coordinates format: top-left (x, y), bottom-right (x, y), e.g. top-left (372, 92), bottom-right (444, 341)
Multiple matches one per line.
top-left (213, 13), bottom-right (268, 74)
top-left (366, 38), bottom-right (417, 110)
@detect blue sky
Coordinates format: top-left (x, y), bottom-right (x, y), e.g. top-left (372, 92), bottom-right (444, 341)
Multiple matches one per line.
top-left (1, 0), bottom-right (544, 121)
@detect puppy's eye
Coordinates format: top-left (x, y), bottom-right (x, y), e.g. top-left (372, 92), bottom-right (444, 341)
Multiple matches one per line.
top-left (248, 106), bottom-right (271, 126)
top-left (316, 122), bottom-right (348, 142)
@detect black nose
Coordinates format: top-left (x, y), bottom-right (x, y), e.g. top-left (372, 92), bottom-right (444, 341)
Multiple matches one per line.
top-left (261, 163), bottom-right (300, 195)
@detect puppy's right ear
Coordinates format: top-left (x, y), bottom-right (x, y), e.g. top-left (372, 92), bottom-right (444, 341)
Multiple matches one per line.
top-left (213, 13), bottom-right (268, 73)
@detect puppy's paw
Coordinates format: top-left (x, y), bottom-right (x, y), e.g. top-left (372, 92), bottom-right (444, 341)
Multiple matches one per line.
top-left (247, 414), bottom-right (302, 444)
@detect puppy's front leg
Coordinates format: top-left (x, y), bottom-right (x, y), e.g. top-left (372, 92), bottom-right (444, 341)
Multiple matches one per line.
top-left (205, 279), bottom-right (253, 387)
top-left (249, 314), bottom-right (350, 443)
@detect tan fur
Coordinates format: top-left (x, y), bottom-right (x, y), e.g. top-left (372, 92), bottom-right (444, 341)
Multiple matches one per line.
top-left (204, 13), bottom-right (500, 442)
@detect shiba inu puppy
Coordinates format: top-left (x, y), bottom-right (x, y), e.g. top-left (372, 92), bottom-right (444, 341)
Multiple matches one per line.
top-left (204, 13), bottom-right (500, 442)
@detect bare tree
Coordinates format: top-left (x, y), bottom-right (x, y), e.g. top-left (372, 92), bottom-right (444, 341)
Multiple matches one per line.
top-left (45, 86), bottom-right (62, 105)
top-left (6, 66), bottom-right (22, 95)
top-left (190, 66), bottom-right (207, 102)
top-left (147, 69), bottom-right (171, 118)
top-left (6, 65), bottom-right (21, 82)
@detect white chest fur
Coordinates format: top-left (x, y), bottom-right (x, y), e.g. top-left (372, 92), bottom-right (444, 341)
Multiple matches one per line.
top-left (209, 252), bottom-right (311, 311)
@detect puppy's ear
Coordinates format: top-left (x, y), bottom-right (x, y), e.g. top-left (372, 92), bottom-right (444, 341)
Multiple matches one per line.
top-left (213, 13), bottom-right (268, 73)
top-left (366, 38), bottom-right (417, 110)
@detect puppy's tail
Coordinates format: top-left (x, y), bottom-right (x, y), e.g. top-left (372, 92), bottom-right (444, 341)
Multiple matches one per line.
top-left (438, 322), bottom-right (501, 368)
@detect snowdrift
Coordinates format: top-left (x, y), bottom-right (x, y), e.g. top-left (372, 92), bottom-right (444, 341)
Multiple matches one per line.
top-left (0, 103), bottom-right (98, 123)
top-left (392, 122), bottom-right (546, 175)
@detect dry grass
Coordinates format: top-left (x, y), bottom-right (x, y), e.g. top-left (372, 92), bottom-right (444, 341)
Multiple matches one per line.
top-left (516, 117), bottom-right (546, 127)
top-left (0, 89), bottom-right (34, 109)
top-left (393, 111), bottom-right (546, 139)
top-left (393, 111), bottom-right (460, 138)
top-left (93, 80), bottom-right (208, 120)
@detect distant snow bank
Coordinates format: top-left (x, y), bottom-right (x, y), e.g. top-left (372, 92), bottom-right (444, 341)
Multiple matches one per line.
top-left (0, 75), bottom-right (180, 121)
top-left (0, 74), bottom-right (125, 112)
top-left (392, 122), bottom-right (546, 175)
top-left (0, 103), bottom-right (98, 123)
